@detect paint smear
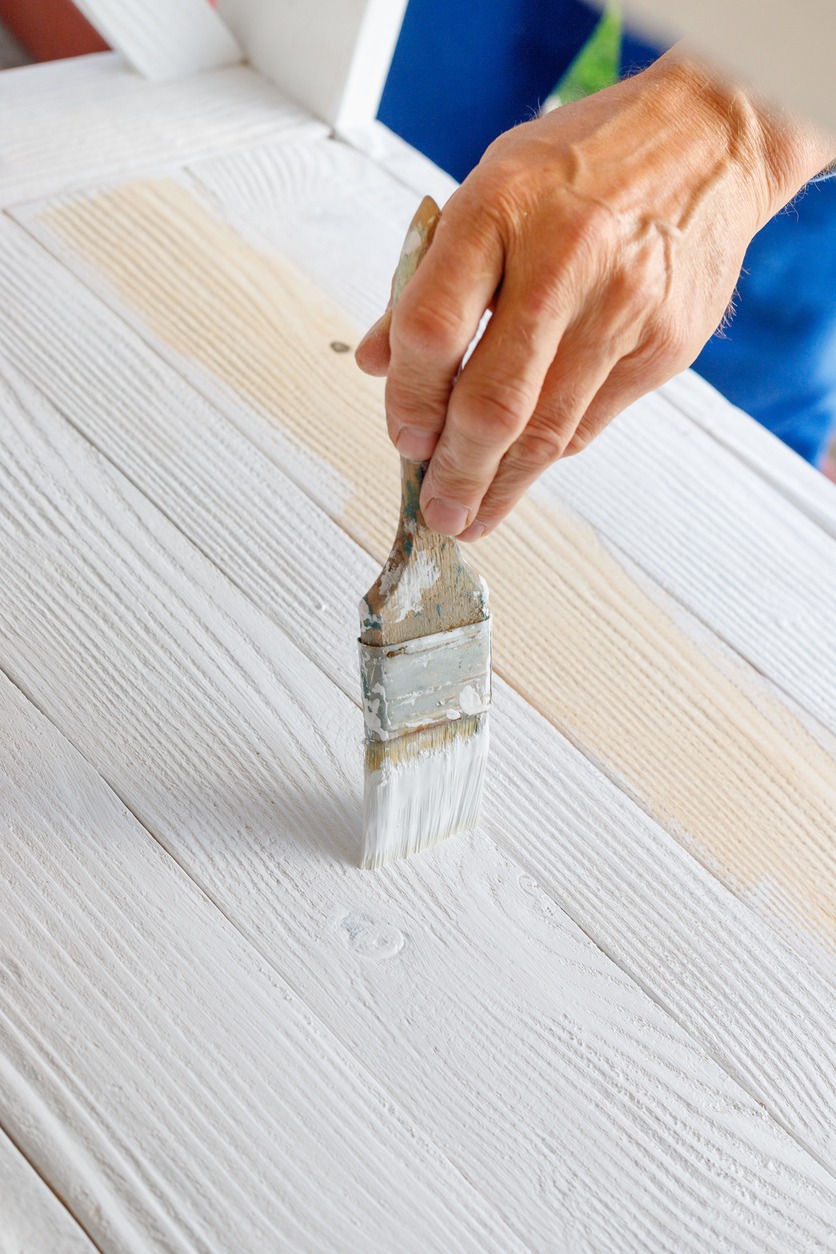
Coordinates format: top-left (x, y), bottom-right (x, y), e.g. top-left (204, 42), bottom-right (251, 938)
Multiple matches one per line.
top-left (39, 179), bottom-right (836, 952)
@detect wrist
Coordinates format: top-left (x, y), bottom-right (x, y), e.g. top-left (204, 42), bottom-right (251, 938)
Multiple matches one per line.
top-left (647, 47), bottom-right (835, 224)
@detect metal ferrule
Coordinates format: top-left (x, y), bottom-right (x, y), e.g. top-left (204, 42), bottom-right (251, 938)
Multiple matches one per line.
top-left (359, 618), bottom-right (492, 742)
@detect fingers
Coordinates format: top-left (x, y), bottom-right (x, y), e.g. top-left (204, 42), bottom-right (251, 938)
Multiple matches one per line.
top-left (417, 261), bottom-right (572, 533)
top-left (355, 307), bottom-right (392, 377)
top-left (384, 188), bottom-right (505, 463)
top-left (455, 336), bottom-right (617, 538)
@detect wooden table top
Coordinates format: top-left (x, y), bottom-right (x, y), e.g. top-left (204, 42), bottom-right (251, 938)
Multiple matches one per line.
top-left (1, 51), bottom-right (835, 1254)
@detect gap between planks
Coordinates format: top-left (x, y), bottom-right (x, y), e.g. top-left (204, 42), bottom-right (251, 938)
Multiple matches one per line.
top-left (0, 1119), bottom-right (100, 1253)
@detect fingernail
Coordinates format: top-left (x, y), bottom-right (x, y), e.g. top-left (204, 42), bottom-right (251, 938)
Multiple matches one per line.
top-left (396, 426), bottom-right (438, 461)
top-left (458, 521), bottom-right (487, 542)
top-left (423, 497), bottom-right (471, 535)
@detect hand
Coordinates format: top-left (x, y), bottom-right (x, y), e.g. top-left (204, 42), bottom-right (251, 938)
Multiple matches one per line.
top-left (356, 50), bottom-right (832, 539)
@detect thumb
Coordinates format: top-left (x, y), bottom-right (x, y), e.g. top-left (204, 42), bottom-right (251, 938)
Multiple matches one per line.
top-left (355, 304), bottom-right (392, 377)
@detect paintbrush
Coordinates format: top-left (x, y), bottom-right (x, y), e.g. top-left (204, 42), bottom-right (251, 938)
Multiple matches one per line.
top-left (358, 196), bottom-right (492, 869)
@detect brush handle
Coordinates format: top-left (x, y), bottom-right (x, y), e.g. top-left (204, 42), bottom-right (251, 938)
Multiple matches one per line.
top-left (359, 196), bottom-right (489, 647)
top-left (391, 195), bottom-right (440, 534)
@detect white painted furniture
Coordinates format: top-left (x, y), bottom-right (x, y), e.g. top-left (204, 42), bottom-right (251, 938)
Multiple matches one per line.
top-left (0, 11), bottom-right (835, 1250)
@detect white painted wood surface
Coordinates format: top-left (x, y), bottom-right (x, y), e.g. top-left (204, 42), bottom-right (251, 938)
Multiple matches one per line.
top-left (0, 653), bottom-right (518, 1253)
top-left (661, 371), bottom-right (836, 541)
top-left (0, 1126), bottom-right (96, 1252)
top-left (218, 0), bottom-right (408, 129)
top-left (1, 51), bottom-right (835, 1252)
top-left (0, 357), bottom-right (834, 1251)
top-left (16, 137), bottom-right (834, 963)
top-left (0, 53), bottom-right (325, 206)
top-left (73, 0), bottom-right (242, 80)
top-left (0, 213), bottom-right (833, 1178)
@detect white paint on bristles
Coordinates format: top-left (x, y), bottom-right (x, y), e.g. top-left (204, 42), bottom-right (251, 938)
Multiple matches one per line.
top-left (362, 718), bottom-right (490, 869)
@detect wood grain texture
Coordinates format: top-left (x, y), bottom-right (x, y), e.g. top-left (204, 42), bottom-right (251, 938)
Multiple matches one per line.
top-left (0, 1125), bottom-right (96, 1253)
top-left (661, 371), bottom-right (836, 540)
top-left (1, 360), bottom-right (834, 1250)
top-left (0, 671), bottom-right (517, 1254)
top-left (337, 120), bottom-right (459, 207)
top-left (18, 157), bottom-right (836, 963)
top-left (1, 214), bottom-right (834, 1175)
top-left (73, 0), bottom-right (241, 79)
top-left (0, 53), bottom-right (325, 207)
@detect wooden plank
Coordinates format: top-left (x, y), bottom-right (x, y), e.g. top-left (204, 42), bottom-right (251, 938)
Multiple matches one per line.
top-left (661, 371), bottom-right (836, 540)
top-left (73, 0), bottom-right (241, 79)
top-left (1, 360), bottom-right (835, 1249)
top-left (536, 391), bottom-right (836, 740)
top-left (218, 0), bottom-right (408, 130)
top-left (0, 1126), bottom-right (96, 1252)
top-left (0, 53), bottom-right (325, 206)
top-left (15, 151), bottom-right (836, 965)
top-left (336, 122), bottom-right (459, 207)
top-left (0, 674), bottom-right (518, 1254)
top-left (1, 213), bottom-right (835, 1175)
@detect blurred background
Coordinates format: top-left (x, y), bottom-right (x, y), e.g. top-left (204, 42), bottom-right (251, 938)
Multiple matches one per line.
top-left (3, 0), bottom-right (835, 480)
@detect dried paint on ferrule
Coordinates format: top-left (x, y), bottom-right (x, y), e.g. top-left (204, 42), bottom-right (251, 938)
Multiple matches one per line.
top-left (359, 618), bottom-right (492, 742)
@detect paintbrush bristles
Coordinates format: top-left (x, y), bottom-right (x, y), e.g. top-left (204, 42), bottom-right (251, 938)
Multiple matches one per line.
top-left (362, 716), bottom-right (489, 869)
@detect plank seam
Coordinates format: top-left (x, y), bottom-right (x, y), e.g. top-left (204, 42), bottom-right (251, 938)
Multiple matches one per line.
top-left (660, 386), bottom-right (836, 542)
top-left (0, 1109), bottom-right (103, 1252)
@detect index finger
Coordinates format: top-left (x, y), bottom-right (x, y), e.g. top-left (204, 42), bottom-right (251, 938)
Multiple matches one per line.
top-left (385, 188), bottom-right (504, 462)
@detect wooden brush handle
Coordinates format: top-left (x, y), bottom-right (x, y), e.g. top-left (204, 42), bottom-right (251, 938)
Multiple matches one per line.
top-left (391, 195), bottom-right (441, 530)
top-left (359, 196), bottom-right (489, 647)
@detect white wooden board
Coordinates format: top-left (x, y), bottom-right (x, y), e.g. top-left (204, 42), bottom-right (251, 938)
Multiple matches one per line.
top-left (14, 144), bottom-right (835, 965)
top-left (0, 213), bottom-right (833, 1176)
top-left (0, 53), bottom-right (325, 206)
top-left (218, 0), bottom-right (407, 130)
top-left (661, 371), bottom-right (836, 540)
top-left (0, 668), bottom-right (518, 1254)
top-left (74, 0), bottom-right (242, 80)
top-left (1, 358), bottom-right (834, 1249)
top-left (0, 1126), bottom-right (96, 1253)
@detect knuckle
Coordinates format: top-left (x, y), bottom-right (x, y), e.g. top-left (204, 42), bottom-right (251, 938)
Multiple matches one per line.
top-left (560, 199), bottom-right (617, 265)
top-left (427, 443), bottom-right (485, 497)
top-left (646, 320), bottom-right (691, 369)
top-left (392, 298), bottom-right (462, 357)
top-left (454, 382), bottom-right (531, 443)
top-left (509, 425), bottom-right (568, 472)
